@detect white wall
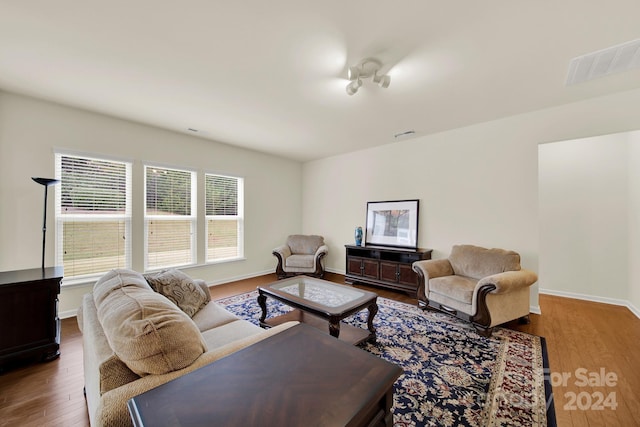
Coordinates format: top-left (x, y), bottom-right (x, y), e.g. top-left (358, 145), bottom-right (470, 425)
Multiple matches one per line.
top-left (5, 86), bottom-right (640, 317)
top-left (0, 91), bottom-right (303, 316)
top-left (628, 133), bottom-right (640, 311)
top-left (539, 133), bottom-right (630, 300)
top-left (303, 87), bottom-right (640, 313)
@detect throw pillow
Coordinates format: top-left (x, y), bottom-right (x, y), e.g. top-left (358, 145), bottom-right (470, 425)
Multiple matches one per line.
top-left (144, 269), bottom-right (209, 317)
top-left (94, 269), bottom-right (207, 376)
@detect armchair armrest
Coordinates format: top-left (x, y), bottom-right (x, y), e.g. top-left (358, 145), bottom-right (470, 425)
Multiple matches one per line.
top-left (273, 245), bottom-right (292, 279)
top-left (476, 269), bottom-right (538, 294)
top-left (272, 245), bottom-right (291, 259)
top-left (312, 244), bottom-right (328, 272)
top-left (314, 244), bottom-right (329, 258)
top-left (412, 259), bottom-right (454, 282)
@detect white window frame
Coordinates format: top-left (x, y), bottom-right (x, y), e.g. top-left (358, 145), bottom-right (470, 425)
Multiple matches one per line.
top-left (55, 152), bottom-right (132, 282)
top-left (144, 164), bottom-right (197, 271)
top-left (205, 173), bottom-right (244, 263)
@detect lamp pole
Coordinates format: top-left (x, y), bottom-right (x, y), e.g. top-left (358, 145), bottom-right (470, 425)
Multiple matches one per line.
top-left (32, 177), bottom-right (60, 270)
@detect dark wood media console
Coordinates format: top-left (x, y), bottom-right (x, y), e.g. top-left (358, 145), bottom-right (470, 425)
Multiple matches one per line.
top-left (345, 245), bottom-right (432, 296)
top-left (0, 266), bottom-right (63, 371)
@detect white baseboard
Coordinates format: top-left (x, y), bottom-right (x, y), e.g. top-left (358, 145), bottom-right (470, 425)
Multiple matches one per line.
top-left (206, 269), bottom-right (274, 286)
top-left (59, 309), bottom-right (78, 319)
top-left (539, 288), bottom-right (640, 319)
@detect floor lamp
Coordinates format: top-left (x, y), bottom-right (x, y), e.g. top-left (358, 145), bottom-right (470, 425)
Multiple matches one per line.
top-left (32, 177), bottom-right (60, 270)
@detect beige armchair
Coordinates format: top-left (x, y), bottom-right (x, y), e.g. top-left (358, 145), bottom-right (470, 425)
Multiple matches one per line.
top-left (273, 235), bottom-right (328, 279)
top-left (412, 244), bottom-right (538, 337)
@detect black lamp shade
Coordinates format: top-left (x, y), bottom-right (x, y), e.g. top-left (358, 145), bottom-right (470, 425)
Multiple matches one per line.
top-left (32, 177), bottom-right (60, 186)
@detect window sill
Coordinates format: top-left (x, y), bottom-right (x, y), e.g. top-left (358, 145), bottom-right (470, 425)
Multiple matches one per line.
top-left (60, 257), bottom-right (246, 287)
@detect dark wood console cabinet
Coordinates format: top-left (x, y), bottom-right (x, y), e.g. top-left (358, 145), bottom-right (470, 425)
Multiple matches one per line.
top-left (0, 267), bottom-right (63, 371)
top-left (345, 245), bottom-right (432, 296)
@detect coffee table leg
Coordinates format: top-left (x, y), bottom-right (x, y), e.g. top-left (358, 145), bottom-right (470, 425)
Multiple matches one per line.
top-left (366, 302), bottom-right (378, 343)
top-left (257, 293), bottom-right (268, 325)
top-left (329, 316), bottom-right (341, 338)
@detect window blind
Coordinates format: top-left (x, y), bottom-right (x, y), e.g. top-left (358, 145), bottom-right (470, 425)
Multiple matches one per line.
top-left (145, 166), bottom-right (196, 270)
top-left (55, 153), bottom-right (132, 278)
top-left (206, 174), bottom-right (243, 261)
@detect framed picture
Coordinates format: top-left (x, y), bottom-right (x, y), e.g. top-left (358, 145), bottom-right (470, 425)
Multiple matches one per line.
top-left (365, 199), bottom-right (419, 249)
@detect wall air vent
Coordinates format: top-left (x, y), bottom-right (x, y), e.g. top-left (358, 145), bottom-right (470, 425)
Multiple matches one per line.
top-left (393, 130), bottom-right (416, 140)
top-left (566, 38), bottom-right (640, 86)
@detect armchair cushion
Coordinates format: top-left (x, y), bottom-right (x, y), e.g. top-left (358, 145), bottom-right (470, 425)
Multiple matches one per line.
top-left (430, 275), bottom-right (476, 304)
top-left (287, 234), bottom-right (325, 255)
top-left (286, 254), bottom-right (315, 268)
top-left (449, 244), bottom-right (521, 279)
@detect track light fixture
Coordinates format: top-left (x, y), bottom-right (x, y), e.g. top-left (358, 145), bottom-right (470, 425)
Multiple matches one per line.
top-left (345, 58), bottom-right (391, 95)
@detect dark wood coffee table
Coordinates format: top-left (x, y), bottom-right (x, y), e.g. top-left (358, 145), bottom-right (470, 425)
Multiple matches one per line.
top-left (258, 275), bottom-right (379, 345)
top-left (128, 324), bottom-right (402, 427)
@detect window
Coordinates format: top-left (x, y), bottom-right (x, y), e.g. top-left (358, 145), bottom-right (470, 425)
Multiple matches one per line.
top-left (145, 165), bottom-right (196, 270)
top-left (206, 173), bottom-right (243, 262)
top-left (55, 153), bottom-right (132, 279)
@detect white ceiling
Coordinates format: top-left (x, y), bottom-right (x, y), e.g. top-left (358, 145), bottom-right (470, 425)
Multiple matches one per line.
top-left (1, 1), bottom-right (640, 162)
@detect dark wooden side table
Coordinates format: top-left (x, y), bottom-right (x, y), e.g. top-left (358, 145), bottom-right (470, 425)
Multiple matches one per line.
top-left (0, 266), bottom-right (63, 371)
top-left (128, 324), bottom-right (403, 427)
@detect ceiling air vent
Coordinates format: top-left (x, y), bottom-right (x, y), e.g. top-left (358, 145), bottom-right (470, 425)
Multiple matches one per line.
top-left (566, 38), bottom-right (640, 86)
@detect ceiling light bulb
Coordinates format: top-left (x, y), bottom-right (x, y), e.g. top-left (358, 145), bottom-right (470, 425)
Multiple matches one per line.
top-left (347, 66), bottom-right (360, 81)
top-left (346, 79), bottom-right (361, 95)
top-left (378, 75), bottom-right (390, 88)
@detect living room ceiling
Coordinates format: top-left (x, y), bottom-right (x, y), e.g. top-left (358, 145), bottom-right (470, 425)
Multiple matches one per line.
top-left (1, 1), bottom-right (639, 162)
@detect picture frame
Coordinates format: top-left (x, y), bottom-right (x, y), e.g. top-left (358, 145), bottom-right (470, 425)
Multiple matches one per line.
top-left (365, 199), bottom-right (419, 249)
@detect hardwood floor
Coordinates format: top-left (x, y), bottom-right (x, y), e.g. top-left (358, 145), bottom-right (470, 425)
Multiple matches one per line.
top-left (1, 272), bottom-right (638, 427)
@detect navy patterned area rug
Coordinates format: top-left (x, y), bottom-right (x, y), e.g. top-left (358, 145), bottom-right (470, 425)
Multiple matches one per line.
top-left (216, 291), bottom-right (556, 427)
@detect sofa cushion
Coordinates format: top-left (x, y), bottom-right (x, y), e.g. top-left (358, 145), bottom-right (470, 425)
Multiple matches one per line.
top-left (94, 268), bottom-right (152, 306)
top-left (287, 234), bottom-right (324, 255)
top-left (200, 319), bottom-right (263, 349)
top-left (449, 245), bottom-right (521, 280)
top-left (93, 269), bottom-right (207, 376)
top-left (191, 301), bottom-right (241, 332)
top-left (144, 269), bottom-right (209, 317)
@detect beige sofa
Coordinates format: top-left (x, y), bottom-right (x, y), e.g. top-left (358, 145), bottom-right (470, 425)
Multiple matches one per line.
top-left (412, 244), bottom-right (538, 337)
top-left (77, 268), bottom-right (296, 427)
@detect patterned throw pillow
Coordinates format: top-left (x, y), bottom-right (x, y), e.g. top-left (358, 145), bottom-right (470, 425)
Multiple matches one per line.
top-left (144, 269), bottom-right (209, 317)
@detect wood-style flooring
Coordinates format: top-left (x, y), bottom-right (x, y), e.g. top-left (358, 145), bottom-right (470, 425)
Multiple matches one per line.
top-left (1, 272), bottom-right (638, 427)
